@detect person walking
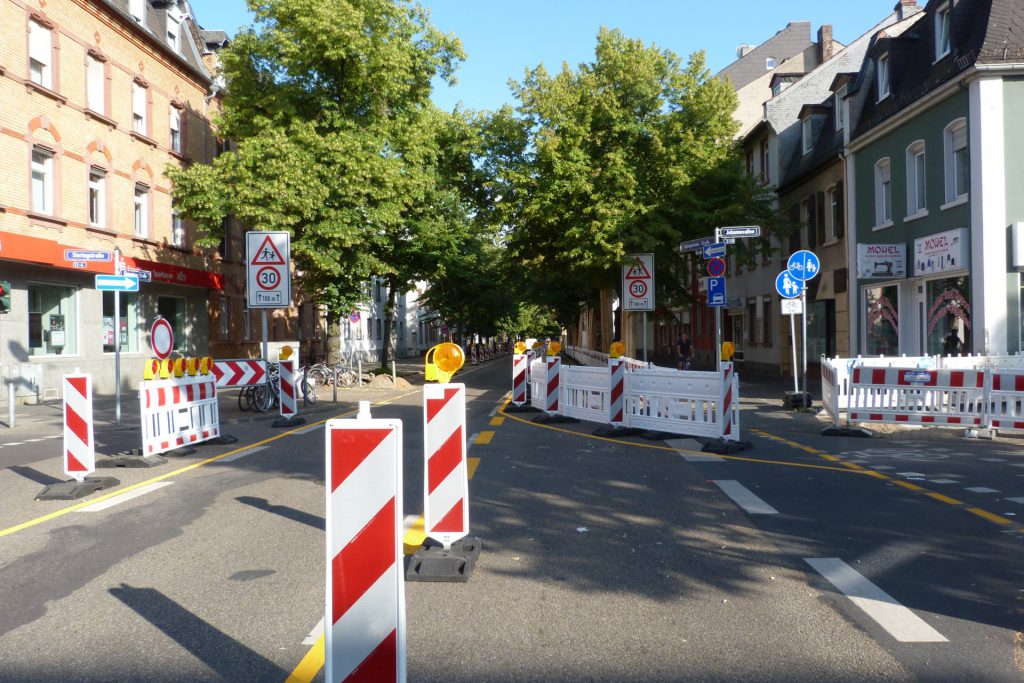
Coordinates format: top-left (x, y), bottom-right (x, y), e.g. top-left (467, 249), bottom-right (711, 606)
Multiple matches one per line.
top-left (943, 328), bottom-right (963, 356)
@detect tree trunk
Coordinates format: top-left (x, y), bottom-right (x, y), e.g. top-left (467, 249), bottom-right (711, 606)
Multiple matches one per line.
top-left (380, 278), bottom-right (399, 370)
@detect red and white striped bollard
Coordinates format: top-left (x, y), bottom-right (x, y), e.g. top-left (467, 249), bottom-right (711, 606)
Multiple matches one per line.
top-left (423, 384), bottom-right (468, 548)
top-left (512, 354), bottom-right (528, 406)
top-left (63, 372), bottom-right (95, 482)
top-left (545, 355), bottom-right (560, 415)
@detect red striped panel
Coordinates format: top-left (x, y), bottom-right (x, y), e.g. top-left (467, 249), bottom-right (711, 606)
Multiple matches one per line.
top-left (282, 378), bottom-right (295, 400)
top-left (66, 450), bottom-right (88, 472)
top-left (330, 429), bottom-right (391, 493)
top-left (67, 376), bottom-right (88, 400)
top-left (331, 497), bottom-right (395, 624)
top-left (610, 379), bottom-right (623, 403)
top-left (871, 368), bottom-right (886, 385)
top-left (852, 368), bottom-right (861, 384)
top-left (172, 386), bottom-right (181, 405)
top-left (66, 406), bottom-right (90, 445)
top-left (947, 417), bottom-right (962, 424)
top-left (950, 371), bottom-right (964, 388)
top-left (426, 388), bottom-right (459, 423)
top-left (343, 629), bottom-right (398, 683)
top-left (895, 414), bottom-right (909, 422)
top-left (722, 389), bottom-right (732, 415)
top-left (869, 413), bottom-right (883, 421)
top-left (427, 426), bottom-right (462, 494)
top-left (158, 388), bottom-right (167, 407)
top-left (921, 416), bottom-right (935, 423)
top-left (431, 498), bottom-right (464, 533)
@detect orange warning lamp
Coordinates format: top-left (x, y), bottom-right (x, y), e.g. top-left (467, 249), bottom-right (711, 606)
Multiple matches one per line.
top-left (200, 357), bottom-right (212, 375)
top-left (514, 341), bottom-right (527, 355)
top-left (532, 341), bottom-right (544, 350)
top-left (721, 341), bottom-right (735, 362)
top-left (280, 345), bottom-right (293, 361)
top-left (425, 342), bottom-right (464, 383)
top-left (547, 341), bottom-right (562, 356)
top-left (159, 359), bottom-right (172, 379)
top-left (609, 341), bottom-right (625, 359)
top-left (173, 358), bottom-right (186, 378)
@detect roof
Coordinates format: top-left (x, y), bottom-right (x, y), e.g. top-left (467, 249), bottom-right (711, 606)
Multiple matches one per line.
top-left (717, 22), bottom-right (813, 91)
top-left (778, 98), bottom-right (843, 193)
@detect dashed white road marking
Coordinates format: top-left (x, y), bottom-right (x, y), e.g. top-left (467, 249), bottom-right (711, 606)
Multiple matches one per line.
top-left (291, 423), bottom-right (322, 435)
top-left (218, 445), bottom-right (269, 463)
top-left (872, 466), bottom-right (895, 470)
top-left (1005, 497), bottom-right (1024, 504)
top-left (24, 438), bottom-right (44, 443)
top-left (896, 472), bottom-right (926, 478)
top-left (965, 487), bottom-right (1000, 494)
top-left (76, 482), bottom-right (174, 512)
top-left (981, 458), bottom-right (1007, 462)
top-left (804, 557), bottom-right (948, 643)
top-left (44, 435), bottom-right (61, 439)
top-left (301, 617), bottom-right (324, 646)
top-left (928, 479), bottom-right (958, 484)
top-left (712, 480), bottom-right (778, 515)
top-left (6, 442), bottom-right (23, 446)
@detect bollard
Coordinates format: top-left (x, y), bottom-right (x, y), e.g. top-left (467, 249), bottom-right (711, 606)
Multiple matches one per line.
top-left (358, 360), bottom-right (363, 389)
top-left (392, 360), bottom-right (396, 386)
top-left (8, 380), bottom-right (14, 429)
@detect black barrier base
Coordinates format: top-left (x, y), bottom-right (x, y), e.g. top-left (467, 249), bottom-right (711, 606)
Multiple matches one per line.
top-left (36, 476), bottom-right (120, 501)
top-left (783, 391), bottom-right (813, 409)
top-left (821, 425), bottom-right (874, 438)
top-left (405, 537), bottom-right (483, 583)
top-left (702, 439), bottom-right (753, 454)
top-left (592, 425), bottom-right (643, 438)
top-left (207, 434), bottom-right (239, 445)
top-left (96, 451), bottom-right (168, 468)
top-left (505, 403), bottom-right (540, 414)
top-left (533, 414), bottom-right (579, 425)
top-left (272, 416), bottom-right (307, 429)
top-left (640, 430), bottom-right (677, 441)
top-left (165, 446), bottom-right (197, 457)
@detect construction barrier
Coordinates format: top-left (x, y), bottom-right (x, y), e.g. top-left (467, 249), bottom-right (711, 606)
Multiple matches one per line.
top-left (847, 367), bottom-right (986, 427)
top-left (63, 372), bottom-right (95, 481)
top-left (325, 406), bottom-right (405, 682)
top-left (511, 354), bottom-right (528, 406)
top-left (565, 345), bottom-right (648, 370)
top-left (985, 370), bottom-right (1024, 432)
top-left (625, 366), bottom-right (735, 440)
top-left (720, 362), bottom-right (739, 441)
top-left (544, 356), bottom-right (560, 414)
top-left (278, 359), bottom-right (297, 419)
top-left (211, 358), bottom-right (267, 387)
top-left (423, 384), bottom-right (468, 549)
top-left (559, 365), bottom-right (609, 423)
top-left (529, 356), bottom-right (546, 411)
top-left (609, 358), bottom-right (625, 426)
top-left (139, 373), bottom-right (220, 456)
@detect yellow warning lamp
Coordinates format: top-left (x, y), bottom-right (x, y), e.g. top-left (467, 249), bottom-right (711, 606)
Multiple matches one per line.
top-left (425, 342), bottom-right (464, 383)
top-left (532, 341), bottom-right (544, 350)
top-left (159, 359), bottom-right (172, 379)
top-left (609, 341), bottom-right (625, 359)
top-left (173, 358), bottom-right (186, 378)
top-left (186, 358), bottom-right (198, 376)
top-left (280, 345), bottom-right (294, 361)
top-left (143, 359), bottom-right (159, 380)
top-left (547, 341), bottom-right (562, 356)
top-left (514, 341), bottom-right (527, 355)
top-left (200, 357), bottom-right (212, 375)
top-left (721, 341), bottom-right (735, 362)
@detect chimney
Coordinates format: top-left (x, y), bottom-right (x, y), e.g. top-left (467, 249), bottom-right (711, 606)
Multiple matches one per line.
top-left (894, 0), bottom-right (919, 20)
top-left (817, 25), bottom-right (835, 63)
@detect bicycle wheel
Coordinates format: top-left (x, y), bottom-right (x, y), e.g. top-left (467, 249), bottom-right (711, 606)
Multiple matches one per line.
top-left (250, 383), bottom-right (274, 412)
top-left (238, 386), bottom-right (250, 411)
top-left (307, 366), bottom-right (329, 387)
top-left (301, 373), bottom-right (317, 405)
top-left (341, 370), bottom-right (358, 388)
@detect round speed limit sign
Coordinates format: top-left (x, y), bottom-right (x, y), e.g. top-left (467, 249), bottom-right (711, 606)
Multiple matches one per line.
top-left (629, 280), bottom-right (648, 297)
top-left (256, 266), bottom-right (281, 290)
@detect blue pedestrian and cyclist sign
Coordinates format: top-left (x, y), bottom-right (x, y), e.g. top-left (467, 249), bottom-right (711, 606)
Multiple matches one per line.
top-left (786, 249), bottom-right (820, 281)
top-left (775, 271), bottom-right (802, 299)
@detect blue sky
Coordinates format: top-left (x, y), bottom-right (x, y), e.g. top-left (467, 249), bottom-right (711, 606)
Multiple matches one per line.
top-left (192, 0), bottom-right (903, 112)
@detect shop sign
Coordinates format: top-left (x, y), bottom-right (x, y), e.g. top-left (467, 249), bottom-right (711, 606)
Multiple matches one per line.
top-left (914, 228), bottom-right (968, 276)
top-left (857, 244), bottom-right (906, 279)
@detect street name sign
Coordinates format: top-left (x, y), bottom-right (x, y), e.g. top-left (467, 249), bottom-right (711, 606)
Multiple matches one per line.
top-left (66, 250), bottom-right (112, 262)
top-left (708, 276), bottom-right (726, 307)
top-left (95, 274), bottom-right (139, 292)
top-left (720, 226), bottom-right (761, 239)
top-left (787, 249), bottom-right (820, 281)
top-left (680, 236), bottom-right (714, 253)
top-left (246, 231), bottom-right (291, 308)
top-left (702, 242), bottom-right (727, 259)
top-left (623, 253), bottom-right (654, 311)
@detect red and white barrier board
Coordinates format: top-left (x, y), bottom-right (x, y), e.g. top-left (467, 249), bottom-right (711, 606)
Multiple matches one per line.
top-left (512, 354), bottom-right (528, 406)
top-left (278, 359), bottom-right (297, 419)
top-left (325, 413), bottom-right (406, 683)
top-left (987, 371), bottom-right (1024, 431)
top-left (211, 359), bottom-right (267, 387)
top-left (423, 384), bottom-right (468, 549)
top-left (848, 367), bottom-right (985, 426)
top-left (720, 362), bottom-right (740, 441)
top-left (609, 358), bottom-right (625, 425)
top-left (63, 373), bottom-right (95, 482)
top-left (139, 375), bottom-right (220, 455)
top-left (545, 356), bottom-right (560, 414)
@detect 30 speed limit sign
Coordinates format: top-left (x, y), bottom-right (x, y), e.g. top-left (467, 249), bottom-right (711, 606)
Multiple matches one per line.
top-left (622, 253), bottom-right (654, 311)
top-left (246, 232), bottom-right (290, 308)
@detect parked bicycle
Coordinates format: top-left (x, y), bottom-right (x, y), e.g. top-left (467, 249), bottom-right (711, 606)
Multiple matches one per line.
top-left (237, 363), bottom-right (316, 412)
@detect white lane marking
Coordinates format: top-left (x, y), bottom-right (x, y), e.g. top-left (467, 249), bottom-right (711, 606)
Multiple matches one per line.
top-left (302, 617), bottom-right (324, 646)
top-left (804, 557), bottom-right (948, 643)
top-left (25, 438), bottom-right (44, 443)
top-left (488, 406), bottom-right (498, 417)
top-left (981, 458), bottom-right (1007, 462)
top-left (1005, 497), bottom-right (1024, 504)
top-left (44, 435), bottom-right (61, 439)
top-left (711, 480), bottom-right (778, 515)
top-left (468, 432), bottom-right (479, 446)
top-left (292, 423), bottom-right (322, 435)
top-left (218, 446), bottom-right (269, 463)
top-left (896, 472), bottom-right (926, 478)
top-left (965, 487), bottom-right (1000, 493)
top-left (1012, 464), bottom-right (1024, 468)
top-left (6, 442), bottom-right (23, 446)
top-left (666, 438), bottom-right (722, 462)
top-left (928, 479), bottom-right (958, 484)
top-left (872, 466), bottom-right (895, 470)
top-left (76, 482), bottom-right (174, 513)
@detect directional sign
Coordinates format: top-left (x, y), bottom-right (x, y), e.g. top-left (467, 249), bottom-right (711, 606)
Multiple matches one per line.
top-left (622, 253), bottom-right (654, 311)
top-left (707, 257), bottom-right (726, 277)
top-left (720, 226), bottom-right (761, 239)
top-left (702, 242), bottom-right (727, 259)
top-left (707, 276), bottom-right (726, 307)
top-left (787, 249), bottom-right (820, 281)
top-left (65, 249), bottom-right (112, 262)
top-left (95, 274), bottom-right (139, 292)
top-left (781, 298), bottom-right (803, 316)
top-left (680, 236), bottom-right (714, 253)
top-left (212, 359), bottom-right (268, 387)
top-left (246, 231), bottom-right (291, 308)
top-left (775, 271), bottom-right (803, 299)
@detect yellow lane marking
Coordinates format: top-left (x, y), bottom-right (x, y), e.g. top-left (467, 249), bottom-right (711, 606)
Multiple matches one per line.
top-left (968, 507), bottom-right (1012, 525)
top-left (927, 492), bottom-right (964, 505)
top-left (285, 633), bottom-right (324, 683)
top-left (821, 454), bottom-right (840, 462)
top-left (0, 391), bottom-right (424, 542)
top-left (843, 463), bottom-right (865, 470)
top-left (474, 431), bottom-right (495, 445)
top-left (467, 457), bottom-right (481, 479)
top-left (894, 481), bottom-right (924, 492)
top-left (489, 417), bottom-right (505, 426)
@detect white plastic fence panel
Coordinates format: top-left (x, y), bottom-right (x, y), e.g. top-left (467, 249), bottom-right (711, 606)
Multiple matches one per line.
top-left (940, 353), bottom-right (1024, 370)
top-left (560, 366), bottom-right (610, 423)
top-left (624, 368), bottom-right (723, 438)
top-left (822, 355), bottom-right (936, 412)
top-left (529, 357), bottom-right (547, 411)
top-left (987, 371), bottom-right (1024, 431)
top-left (847, 366), bottom-right (985, 427)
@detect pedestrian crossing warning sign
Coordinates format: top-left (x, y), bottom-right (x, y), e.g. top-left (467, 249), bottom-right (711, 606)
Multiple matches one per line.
top-left (624, 257), bottom-right (652, 280)
top-left (622, 253), bottom-right (654, 311)
top-left (250, 235), bottom-right (286, 265)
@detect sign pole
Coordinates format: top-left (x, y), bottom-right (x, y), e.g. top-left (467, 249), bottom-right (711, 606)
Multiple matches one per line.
top-left (113, 249), bottom-right (122, 426)
top-left (642, 311), bottom-right (647, 365)
top-left (790, 305), bottom-right (799, 394)
top-left (714, 227), bottom-right (722, 369)
top-left (262, 310), bottom-right (269, 363)
top-left (801, 283), bottom-right (808, 402)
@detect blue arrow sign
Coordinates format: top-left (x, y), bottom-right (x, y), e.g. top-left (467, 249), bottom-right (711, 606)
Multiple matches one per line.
top-left (95, 274), bottom-right (140, 292)
top-left (707, 276), bottom-right (726, 307)
top-left (702, 242), bottom-right (727, 259)
top-left (775, 271), bottom-right (802, 299)
top-left (787, 249), bottom-right (820, 281)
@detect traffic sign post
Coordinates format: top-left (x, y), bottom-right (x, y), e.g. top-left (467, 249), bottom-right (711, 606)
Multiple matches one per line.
top-left (247, 231), bottom-right (291, 364)
top-left (623, 254), bottom-right (654, 363)
top-left (779, 249), bottom-right (820, 409)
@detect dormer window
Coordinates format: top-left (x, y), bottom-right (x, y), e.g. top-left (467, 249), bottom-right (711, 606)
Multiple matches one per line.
top-left (935, 3), bottom-right (951, 60)
top-left (130, 0), bottom-right (144, 24)
top-left (765, 56), bottom-right (776, 70)
top-left (877, 55), bottom-right (890, 101)
top-left (167, 8), bottom-right (182, 52)
top-left (801, 117), bottom-right (813, 155)
top-left (834, 86), bottom-right (847, 131)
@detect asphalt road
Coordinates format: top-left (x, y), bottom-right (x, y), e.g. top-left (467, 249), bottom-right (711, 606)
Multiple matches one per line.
top-left (0, 358), bottom-right (1022, 681)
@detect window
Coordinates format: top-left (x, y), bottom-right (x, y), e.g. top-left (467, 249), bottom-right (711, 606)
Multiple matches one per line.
top-left (801, 117), bottom-right (812, 154)
top-left (765, 56), bottom-right (776, 70)
top-left (28, 284), bottom-right (77, 356)
top-left (906, 141), bottom-right (927, 216)
top-left (31, 148), bottom-right (54, 215)
top-left (935, 3), bottom-right (951, 60)
top-left (747, 299), bottom-right (758, 345)
top-left (129, 0), bottom-right (145, 24)
top-left (134, 185), bottom-right (149, 237)
top-left (864, 285), bottom-right (899, 355)
top-left (834, 87), bottom-right (847, 131)
top-left (219, 298), bottom-right (230, 340)
top-left (944, 119), bottom-right (969, 203)
top-left (874, 158), bottom-right (892, 226)
top-left (761, 296), bottom-right (772, 347)
top-left (376, 317), bottom-right (382, 340)
top-left (169, 107), bottom-right (181, 153)
top-left (167, 15), bottom-right (181, 52)
top-left (132, 82), bottom-right (148, 135)
top-left (828, 183), bottom-right (843, 240)
top-left (171, 210), bottom-right (185, 247)
top-left (102, 292), bottom-right (139, 353)
top-left (877, 55), bottom-right (890, 101)
top-left (88, 168), bottom-right (106, 227)
top-left (28, 20), bottom-right (52, 89)
top-left (926, 277), bottom-right (971, 355)
top-left (157, 297), bottom-right (186, 352)
top-left (760, 140), bottom-right (769, 184)
top-left (86, 55), bottom-right (105, 113)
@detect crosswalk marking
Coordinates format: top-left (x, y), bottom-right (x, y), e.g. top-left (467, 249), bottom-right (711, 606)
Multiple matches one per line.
top-left (711, 480), bottom-right (778, 515)
top-left (218, 445), bottom-right (269, 463)
top-left (76, 482), bottom-right (174, 513)
top-left (301, 618), bottom-right (324, 646)
top-left (804, 557), bottom-right (948, 643)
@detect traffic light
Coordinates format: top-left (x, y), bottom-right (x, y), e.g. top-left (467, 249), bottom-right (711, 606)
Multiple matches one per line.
top-left (0, 281), bottom-right (10, 313)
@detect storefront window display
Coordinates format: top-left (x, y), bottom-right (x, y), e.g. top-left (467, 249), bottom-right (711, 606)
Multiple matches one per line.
top-left (926, 276), bottom-right (971, 356)
top-left (28, 284), bottom-right (78, 356)
top-left (103, 292), bottom-right (140, 353)
top-left (807, 300), bottom-right (835, 360)
top-left (865, 285), bottom-right (899, 355)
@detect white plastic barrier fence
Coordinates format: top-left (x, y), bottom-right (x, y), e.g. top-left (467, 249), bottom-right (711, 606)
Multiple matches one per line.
top-left (139, 375), bottom-right (220, 456)
top-left (529, 357), bottom-right (546, 411)
top-left (821, 355), bottom-right (936, 415)
top-left (559, 365), bottom-right (610, 423)
top-left (623, 365), bottom-right (734, 440)
top-left (939, 353), bottom-right (1024, 370)
top-left (847, 367), bottom-right (986, 427)
top-left (566, 345), bottom-right (648, 370)
top-left (986, 371), bottom-right (1024, 432)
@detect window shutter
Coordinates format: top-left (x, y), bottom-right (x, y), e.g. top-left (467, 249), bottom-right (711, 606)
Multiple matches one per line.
top-left (835, 180), bottom-right (845, 238)
top-left (816, 191), bottom-right (826, 245)
top-left (788, 205), bottom-right (800, 252)
top-left (807, 197), bottom-right (817, 248)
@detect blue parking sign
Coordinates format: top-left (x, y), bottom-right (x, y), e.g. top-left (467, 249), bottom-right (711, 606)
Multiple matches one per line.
top-left (775, 271), bottom-right (802, 299)
top-left (708, 276), bottom-right (726, 306)
top-left (787, 249), bottom-right (820, 281)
